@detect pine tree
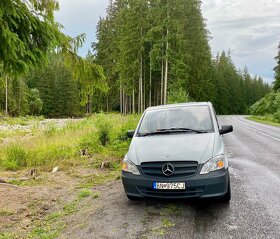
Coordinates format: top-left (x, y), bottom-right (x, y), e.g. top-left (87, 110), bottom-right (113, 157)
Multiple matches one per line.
top-left (273, 43), bottom-right (280, 91)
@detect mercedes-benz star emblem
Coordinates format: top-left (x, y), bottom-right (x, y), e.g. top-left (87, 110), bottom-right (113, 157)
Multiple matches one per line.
top-left (162, 163), bottom-right (174, 176)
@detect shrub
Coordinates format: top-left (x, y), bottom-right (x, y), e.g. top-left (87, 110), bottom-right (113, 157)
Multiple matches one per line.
top-left (94, 113), bottom-right (112, 146)
top-left (274, 109), bottom-right (280, 121)
top-left (250, 92), bottom-right (280, 120)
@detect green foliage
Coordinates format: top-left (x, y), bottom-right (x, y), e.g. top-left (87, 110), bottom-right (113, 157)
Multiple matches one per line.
top-left (273, 42), bottom-right (280, 91)
top-left (78, 189), bottom-right (92, 199)
top-left (27, 54), bottom-right (82, 117)
top-left (212, 52), bottom-right (271, 114)
top-left (2, 144), bottom-right (27, 170)
top-left (29, 88), bottom-right (43, 115)
top-left (250, 92), bottom-right (280, 116)
top-left (79, 113), bottom-right (140, 158)
top-left (168, 87), bottom-right (191, 104)
top-left (95, 113), bottom-right (112, 146)
top-left (250, 92), bottom-right (280, 122)
top-left (0, 0), bottom-right (61, 74)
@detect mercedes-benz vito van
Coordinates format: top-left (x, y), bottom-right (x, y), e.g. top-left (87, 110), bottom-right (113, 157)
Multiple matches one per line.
top-left (122, 102), bottom-right (233, 202)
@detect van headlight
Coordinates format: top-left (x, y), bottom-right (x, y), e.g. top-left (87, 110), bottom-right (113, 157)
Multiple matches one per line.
top-left (122, 157), bottom-right (140, 175)
top-left (200, 155), bottom-right (225, 175)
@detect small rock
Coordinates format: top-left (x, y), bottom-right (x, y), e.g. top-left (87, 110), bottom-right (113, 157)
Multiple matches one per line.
top-left (52, 167), bottom-right (59, 173)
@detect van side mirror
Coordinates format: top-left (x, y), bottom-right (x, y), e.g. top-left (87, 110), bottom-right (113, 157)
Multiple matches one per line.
top-left (219, 125), bottom-right (233, 135)
top-left (127, 130), bottom-right (135, 138)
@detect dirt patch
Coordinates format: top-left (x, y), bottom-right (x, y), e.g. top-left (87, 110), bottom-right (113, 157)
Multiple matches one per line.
top-left (0, 166), bottom-right (110, 239)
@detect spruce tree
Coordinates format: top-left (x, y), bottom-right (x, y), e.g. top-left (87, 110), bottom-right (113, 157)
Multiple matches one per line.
top-left (273, 43), bottom-right (280, 91)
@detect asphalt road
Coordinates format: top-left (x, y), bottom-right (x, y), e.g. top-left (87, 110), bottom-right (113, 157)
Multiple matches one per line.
top-left (60, 116), bottom-right (280, 239)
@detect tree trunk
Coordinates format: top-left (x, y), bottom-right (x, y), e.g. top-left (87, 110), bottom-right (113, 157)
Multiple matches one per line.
top-left (139, 54), bottom-right (143, 113)
top-left (120, 85), bottom-right (123, 114)
top-left (149, 53), bottom-right (152, 107)
top-left (123, 88), bottom-right (125, 115)
top-left (138, 74), bottom-right (141, 114)
top-left (88, 95), bottom-right (92, 114)
top-left (143, 59), bottom-right (146, 110)
top-left (18, 78), bottom-right (21, 114)
top-left (5, 75), bottom-right (8, 116)
top-left (106, 96), bottom-right (109, 112)
top-left (161, 44), bottom-right (164, 105)
top-left (132, 88), bottom-right (135, 114)
top-left (164, 27), bottom-right (169, 105)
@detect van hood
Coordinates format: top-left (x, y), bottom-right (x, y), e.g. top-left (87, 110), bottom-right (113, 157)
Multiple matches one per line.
top-left (127, 133), bottom-right (215, 165)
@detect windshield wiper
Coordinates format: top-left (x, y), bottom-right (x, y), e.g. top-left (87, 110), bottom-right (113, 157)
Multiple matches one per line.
top-left (138, 127), bottom-right (208, 137)
top-left (157, 127), bottom-right (208, 134)
top-left (137, 131), bottom-right (172, 137)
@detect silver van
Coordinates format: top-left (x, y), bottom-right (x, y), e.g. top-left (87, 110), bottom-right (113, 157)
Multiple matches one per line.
top-left (122, 102), bottom-right (233, 202)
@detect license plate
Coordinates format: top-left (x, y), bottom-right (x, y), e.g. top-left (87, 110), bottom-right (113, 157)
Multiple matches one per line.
top-left (153, 182), bottom-right (186, 190)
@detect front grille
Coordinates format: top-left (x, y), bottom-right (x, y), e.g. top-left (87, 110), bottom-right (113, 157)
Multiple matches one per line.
top-left (137, 186), bottom-right (205, 198)
top-left (140, 161), bottom-right (198, 178)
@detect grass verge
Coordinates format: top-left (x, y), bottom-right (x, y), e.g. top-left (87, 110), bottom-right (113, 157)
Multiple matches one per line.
top-left (246, 116), bottom-right (280, 127)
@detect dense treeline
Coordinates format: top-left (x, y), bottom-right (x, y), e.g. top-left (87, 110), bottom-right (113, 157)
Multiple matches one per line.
top-left (93, 0), bottom-right (271, 115)
top-left (0, 0), bottom-right (272, 117)
top-left (212, 52), bottom-right (271, 114)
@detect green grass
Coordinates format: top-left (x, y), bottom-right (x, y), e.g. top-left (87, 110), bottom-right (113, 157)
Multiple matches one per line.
top-left (0, 209), bottom-right (15, 217)
top-left (1, 144), bottom-right (28, 170)
top-left (247, 116), bottom-right (280, 127)
top-left (0, 234), bottom-right (15, 239)
top-left (0, 113), bottom-right (140, 171)
top-left (78, 189), bottom-right (92, 198)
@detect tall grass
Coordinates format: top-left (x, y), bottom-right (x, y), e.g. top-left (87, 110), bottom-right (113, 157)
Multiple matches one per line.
top-left (0, 113), bottom-right (140, 171)
top-left (2, 144), bottom-right (28, 170)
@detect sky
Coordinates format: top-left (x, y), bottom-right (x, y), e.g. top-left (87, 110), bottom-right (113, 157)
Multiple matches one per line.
top-left (55, 0), bottom-right (280, 84)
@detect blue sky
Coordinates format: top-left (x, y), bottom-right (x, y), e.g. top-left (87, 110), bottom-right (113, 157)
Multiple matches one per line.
top-left (55, 0), bottom-right (280, 84)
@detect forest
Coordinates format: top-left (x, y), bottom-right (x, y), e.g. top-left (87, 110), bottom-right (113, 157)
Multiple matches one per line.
top-left (0, 0), bottom-right (278, 117)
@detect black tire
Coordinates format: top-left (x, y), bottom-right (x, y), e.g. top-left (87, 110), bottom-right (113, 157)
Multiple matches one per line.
top-left (126, 195), bottom-right (140, 201)
top-left (220, 176), bottom-right (231, 203)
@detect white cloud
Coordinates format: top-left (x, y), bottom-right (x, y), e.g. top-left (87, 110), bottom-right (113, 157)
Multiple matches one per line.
top-left (55, 0), bottom-right (109, 56)
top-left (202, 0), bottom-right (280, 83)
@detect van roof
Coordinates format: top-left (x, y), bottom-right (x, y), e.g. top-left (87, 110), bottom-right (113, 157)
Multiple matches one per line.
top-left (146, 102), bottom-right (213, 111)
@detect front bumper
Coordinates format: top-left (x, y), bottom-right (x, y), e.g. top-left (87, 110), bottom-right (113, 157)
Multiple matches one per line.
top-left (122, 166), bottom-right (229, 199)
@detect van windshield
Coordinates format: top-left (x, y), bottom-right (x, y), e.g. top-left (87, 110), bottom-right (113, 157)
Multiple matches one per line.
top-left (138, 106), bottom-right (214, 135)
